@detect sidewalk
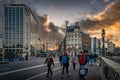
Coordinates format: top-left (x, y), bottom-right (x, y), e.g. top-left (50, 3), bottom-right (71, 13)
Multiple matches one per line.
top-left (63, 63), bottom-right (100, 80)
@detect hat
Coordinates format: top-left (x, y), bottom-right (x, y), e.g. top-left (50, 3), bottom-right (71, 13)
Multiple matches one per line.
top-left (64, 52), bottom-right (68, 55)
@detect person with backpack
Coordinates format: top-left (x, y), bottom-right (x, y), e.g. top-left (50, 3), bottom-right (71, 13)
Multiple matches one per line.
top-left (61, 52), bottom-right (70, 78)
top-left (44, 53), bottom-right (54, 77)
top-left (78, 52), bottom-right (87, 68)
top-left (78, 52), bottom-right (88, 78)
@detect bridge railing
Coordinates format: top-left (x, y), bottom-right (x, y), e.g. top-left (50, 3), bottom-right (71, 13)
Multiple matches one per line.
top-left (99, 57), bottom-right (120, 80)
top-left (107, 56), bottom-right (120, 64)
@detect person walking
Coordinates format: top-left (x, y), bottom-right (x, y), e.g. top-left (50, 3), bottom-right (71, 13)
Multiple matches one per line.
top-left (71, 54), bottom-right (77, 70)
top-left (86, 54), bottom-right (89, 64)
top-left (93, 53), bottom-right (98, 64)
top-left (59, 54), bottom-right (62, 66)
top-left (61, 52), bottom-right (70, 78)
top-left (89, 53), bottom-right (93, 65)
top-left (78, 52), bottom-right (87, 68)
top-left (44, 53), bottom-right (54, 77)
top-left (78, 52), bottom-right (87, 79)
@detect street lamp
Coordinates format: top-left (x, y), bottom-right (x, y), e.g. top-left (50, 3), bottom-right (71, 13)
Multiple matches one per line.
top-left (102, 28), bottom-right (106, 56)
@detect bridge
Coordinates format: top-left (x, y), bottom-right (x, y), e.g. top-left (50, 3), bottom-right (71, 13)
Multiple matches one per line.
top-left (0, 56), bottom-right (120, 80)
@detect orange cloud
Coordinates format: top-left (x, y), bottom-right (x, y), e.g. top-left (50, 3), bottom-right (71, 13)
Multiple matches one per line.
top-left (80, 0), bottom-right (120, 47)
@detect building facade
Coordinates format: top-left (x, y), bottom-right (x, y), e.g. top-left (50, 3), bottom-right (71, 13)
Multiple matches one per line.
top-left (3, 4), bottom-right (38, 59)
top-left (0, 34), bottom-right (3, 57)
top-left (91, 37), bottom-right (101, 54)
top-left (114, 47), bottom-right (120, 54)
top-left (81, 32), bottom-right (91, 53)
top-left (65, 23), bottom-right (91, 56)
top-left (107, 41), bottom-right (115, 53)
top-left (66, 25), bottom-right (81, 56)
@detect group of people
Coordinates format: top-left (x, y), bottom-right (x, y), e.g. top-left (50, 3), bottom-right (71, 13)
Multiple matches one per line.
top-left (44, 51), bottom-right (98, 78)
top-left (87, 53), bottom-right (98, 65)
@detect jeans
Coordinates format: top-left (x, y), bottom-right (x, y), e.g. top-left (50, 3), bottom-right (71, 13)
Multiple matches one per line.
top-left (73, 63), bottom-right (76, 69)
top-left (89, 59), bottom-right (93, 65)
top-left (47, 64), bottom-right (52, 76)
top-left (62, 63), bottom-right (69, 75)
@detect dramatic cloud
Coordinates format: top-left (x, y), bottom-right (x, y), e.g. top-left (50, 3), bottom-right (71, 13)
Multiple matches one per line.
top-left (38, 15), bottom-right (65, 45)
top-left (80, 0), bottom-right (120, 46)
top-left (90, 0), bottom-right (97, 4)
top-left (103, 0), bottom-right (110, 3)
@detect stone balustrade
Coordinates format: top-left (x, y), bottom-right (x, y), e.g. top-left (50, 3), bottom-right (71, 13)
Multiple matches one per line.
top-left (99, 57), bottom-right (120, 80)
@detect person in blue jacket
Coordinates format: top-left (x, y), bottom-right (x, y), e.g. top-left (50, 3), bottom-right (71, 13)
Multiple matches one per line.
top-left (61, 52), bottom-right (70, 78)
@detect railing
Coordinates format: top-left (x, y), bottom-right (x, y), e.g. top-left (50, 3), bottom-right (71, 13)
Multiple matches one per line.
top-left (107, 56), bottom-right (120, 64)
top-left (99, 57), bottom-right (120, 80)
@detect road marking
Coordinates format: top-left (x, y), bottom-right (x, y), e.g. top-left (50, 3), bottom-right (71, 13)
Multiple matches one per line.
top-left (0, 61), bottom-right (59, 76)
top-left (26, 67), bottom-right (61, 80)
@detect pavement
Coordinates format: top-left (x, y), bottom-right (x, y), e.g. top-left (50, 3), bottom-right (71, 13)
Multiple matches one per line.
top-left (26, 60), bottom-right (101, 80)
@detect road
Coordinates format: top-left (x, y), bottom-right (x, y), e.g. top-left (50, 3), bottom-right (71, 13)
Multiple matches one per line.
top-left (0, 57), bottom-right (100, 80)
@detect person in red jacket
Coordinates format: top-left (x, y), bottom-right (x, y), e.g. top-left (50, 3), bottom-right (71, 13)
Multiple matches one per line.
top-left (78, 52), bottom-right (87, 68)
top-left (78, 52), bottom-right (88, 79)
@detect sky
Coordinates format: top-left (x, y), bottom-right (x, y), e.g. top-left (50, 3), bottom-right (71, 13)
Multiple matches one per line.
top-left (29, 0), bottom-right (120, 47)
top-left (0, 0), bottom-right (120, 47)
top-left (30, 0), bottom-right (111, 26)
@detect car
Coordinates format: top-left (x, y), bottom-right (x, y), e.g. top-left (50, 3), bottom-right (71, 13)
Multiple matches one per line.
top-left (40, 51), bottom-right (47, 57)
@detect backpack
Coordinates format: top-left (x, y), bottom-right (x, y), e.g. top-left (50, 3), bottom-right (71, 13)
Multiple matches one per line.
top-left (62, 55), bottom-right (68, 64)
top-left (79, 54), bottom-right (87, 65)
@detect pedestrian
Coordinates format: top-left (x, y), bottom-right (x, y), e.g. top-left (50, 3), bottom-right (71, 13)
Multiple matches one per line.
top-left (78, 52), bottom-right (88, 79)
top-left (59, 54), bottom-right (62, 66)
top-left (71, 54), bottom-right (77, 70)
top-left (93, 53), bottom-right (98, 64)
top-left (44, 53), bottom-right (54, 77)
top-left (78, 52), bottom-right (87, 68)
top-left (86, 54), bottom-right (89, 64)
top-left (61, 52), bottom-right (70, 78)
top-left (89, 53), bottom-right (93, 65)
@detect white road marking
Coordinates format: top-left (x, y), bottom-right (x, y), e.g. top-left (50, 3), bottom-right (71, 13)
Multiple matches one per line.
top-left (26, 67), bottom-right (61, 80)
top-left (0, 61), bottom-right (59, 76)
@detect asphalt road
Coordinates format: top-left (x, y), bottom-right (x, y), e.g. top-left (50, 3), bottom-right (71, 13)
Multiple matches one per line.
top-left (0, 57), bottom-right (60, 80)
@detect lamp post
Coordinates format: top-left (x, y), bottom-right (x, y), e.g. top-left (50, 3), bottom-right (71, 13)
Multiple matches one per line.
top-left (102, 28), bottom-right (106, 56)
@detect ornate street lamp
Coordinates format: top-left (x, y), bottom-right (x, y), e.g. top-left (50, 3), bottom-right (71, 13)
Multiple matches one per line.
top-left (102, 28), bottom-right (106, 56)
